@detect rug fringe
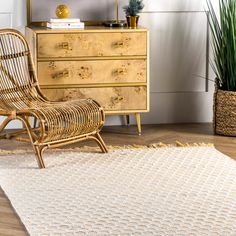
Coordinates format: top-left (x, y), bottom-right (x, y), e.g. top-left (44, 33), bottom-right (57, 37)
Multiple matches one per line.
top-left (108, 142), bottom-right (214, 150)
top-left (0, 142), bottom-right (214, 155)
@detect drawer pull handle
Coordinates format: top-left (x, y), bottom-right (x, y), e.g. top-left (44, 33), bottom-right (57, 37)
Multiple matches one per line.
top-left (114, 96), bottom-right (124, 101)
top-left (52, 70), bottom-right (69, 79)
top-left (58, 42), bottom-right (72, 50)
top-left (115, 68), bottom-right (127, 75)
top-left (114, 41), bottom-right (125, 48)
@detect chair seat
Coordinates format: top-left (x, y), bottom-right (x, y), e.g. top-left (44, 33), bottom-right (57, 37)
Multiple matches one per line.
top-left (28, 99), bottom-right (104, 143)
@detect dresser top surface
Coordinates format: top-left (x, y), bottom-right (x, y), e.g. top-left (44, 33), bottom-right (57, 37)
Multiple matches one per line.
top-left (26, 26), bottom-right (148, 34)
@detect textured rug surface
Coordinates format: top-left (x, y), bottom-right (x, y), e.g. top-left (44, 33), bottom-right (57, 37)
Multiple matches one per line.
top-left (1, 147), bottom-right (236, 235)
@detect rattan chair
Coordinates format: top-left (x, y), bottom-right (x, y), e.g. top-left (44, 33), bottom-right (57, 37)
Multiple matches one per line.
top-left (0, 29), bottom-right (108, 168)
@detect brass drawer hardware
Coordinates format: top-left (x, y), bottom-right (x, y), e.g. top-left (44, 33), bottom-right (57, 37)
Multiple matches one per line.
top-left (114, 68), bottom-right (127, 75)
top-left (114, 41), bottom-right (125, 47)
top-left (114, 96), bottom-right (124, 101)
top-left (58, 42), bottom-right (72, 50)
top-left (52, 70), bottom-right (69, 79)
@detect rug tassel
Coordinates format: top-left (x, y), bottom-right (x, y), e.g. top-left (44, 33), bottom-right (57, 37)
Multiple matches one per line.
top-left (0, 141), bottom-right (214, 155)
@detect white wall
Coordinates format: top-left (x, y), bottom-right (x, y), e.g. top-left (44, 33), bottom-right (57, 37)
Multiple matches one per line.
top-left (0, 0), bottom-right (26, 30)
top-left (139, 0), bottom-right (215, 125)
top-left (0, 0), bottom-right (217, 127)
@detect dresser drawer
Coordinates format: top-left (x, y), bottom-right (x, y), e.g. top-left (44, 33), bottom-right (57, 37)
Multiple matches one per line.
top-left (42, 86), bottom-right (147, 111)
top-left (38, 59), bottom-right (147, 85)
top-left (37, 32), bottom-right (147, 58)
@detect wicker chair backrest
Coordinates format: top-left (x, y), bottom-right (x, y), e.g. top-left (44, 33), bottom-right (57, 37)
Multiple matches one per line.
top-left (0, 30), bottom-right (44, 111)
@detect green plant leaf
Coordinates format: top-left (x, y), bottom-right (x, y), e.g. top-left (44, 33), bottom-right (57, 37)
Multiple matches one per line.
top-left (207, 0), bottom-right (236, 91)
top-left (123, 0), bottom-right (144, 16)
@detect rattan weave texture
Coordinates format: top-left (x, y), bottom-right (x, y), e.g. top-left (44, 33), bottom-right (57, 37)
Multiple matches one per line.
top-left (214, 87), bottom-right (236, 136)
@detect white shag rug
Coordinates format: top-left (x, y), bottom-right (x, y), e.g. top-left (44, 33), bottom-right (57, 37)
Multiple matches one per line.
top-left (1, 147), bottom-right (236, 235)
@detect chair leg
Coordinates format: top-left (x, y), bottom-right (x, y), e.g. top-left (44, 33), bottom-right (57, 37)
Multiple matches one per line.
top-left (0, 116), bottom-right (12, 135)
top-left (17, 116), bottom-right (45, 169)
top-left (34, 146), bottom-right (46, 169)
top-left (94, 133), bottom-right (108, 153)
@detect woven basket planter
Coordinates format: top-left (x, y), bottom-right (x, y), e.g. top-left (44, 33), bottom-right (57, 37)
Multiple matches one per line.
top-left (214, 87), bottom-right (236, 136)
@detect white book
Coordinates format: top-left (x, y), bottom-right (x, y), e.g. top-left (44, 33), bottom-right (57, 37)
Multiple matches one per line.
top-left (50, 18), bottom-right (80, 23)
top-left (47, 22), bottom-right (84, 29)
top-left (48, 22), bottom-right (84, 27)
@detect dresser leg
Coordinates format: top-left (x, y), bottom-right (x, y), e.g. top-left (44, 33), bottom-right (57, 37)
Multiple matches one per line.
top-left (125, 115), bottom-right (130, 126)
top-left (135, 113), bottom-right (142, 136)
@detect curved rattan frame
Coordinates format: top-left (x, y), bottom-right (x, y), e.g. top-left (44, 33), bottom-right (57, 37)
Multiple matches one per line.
top-left (0, 29), bottom-right (108, 168)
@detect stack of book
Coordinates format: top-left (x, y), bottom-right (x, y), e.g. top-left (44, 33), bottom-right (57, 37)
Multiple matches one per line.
top-left (47, 18), bottom-right (84, 29)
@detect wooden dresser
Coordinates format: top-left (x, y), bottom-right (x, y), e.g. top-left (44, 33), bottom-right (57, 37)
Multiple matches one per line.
top-left (26, 26), bottom-right (149, 134)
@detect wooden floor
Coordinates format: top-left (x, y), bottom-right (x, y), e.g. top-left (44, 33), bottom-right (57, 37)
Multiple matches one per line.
top-left (0, 123), bottom-right (235, 236)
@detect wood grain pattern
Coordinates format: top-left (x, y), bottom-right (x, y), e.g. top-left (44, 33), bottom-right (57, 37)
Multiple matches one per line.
top-left (42, 86), bottom-right (148, 112)
top-left (0, 123), bottom-right (236, 236)
top-left (38, 59), bottom-right (147, 85)
top-left (37, 32), bottom-right (147, 58)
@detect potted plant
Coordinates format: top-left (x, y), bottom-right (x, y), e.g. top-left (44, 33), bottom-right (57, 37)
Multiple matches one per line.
top-left (123, 0), bottom-right (144, 28)
top-left (207, 0), bottom-right (236, 136)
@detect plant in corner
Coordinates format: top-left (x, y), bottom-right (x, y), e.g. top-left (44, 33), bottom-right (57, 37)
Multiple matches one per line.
top-left (207, 0), bottom-right (236, 136)
top-left (123, 0), bottom-right (144, 28)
